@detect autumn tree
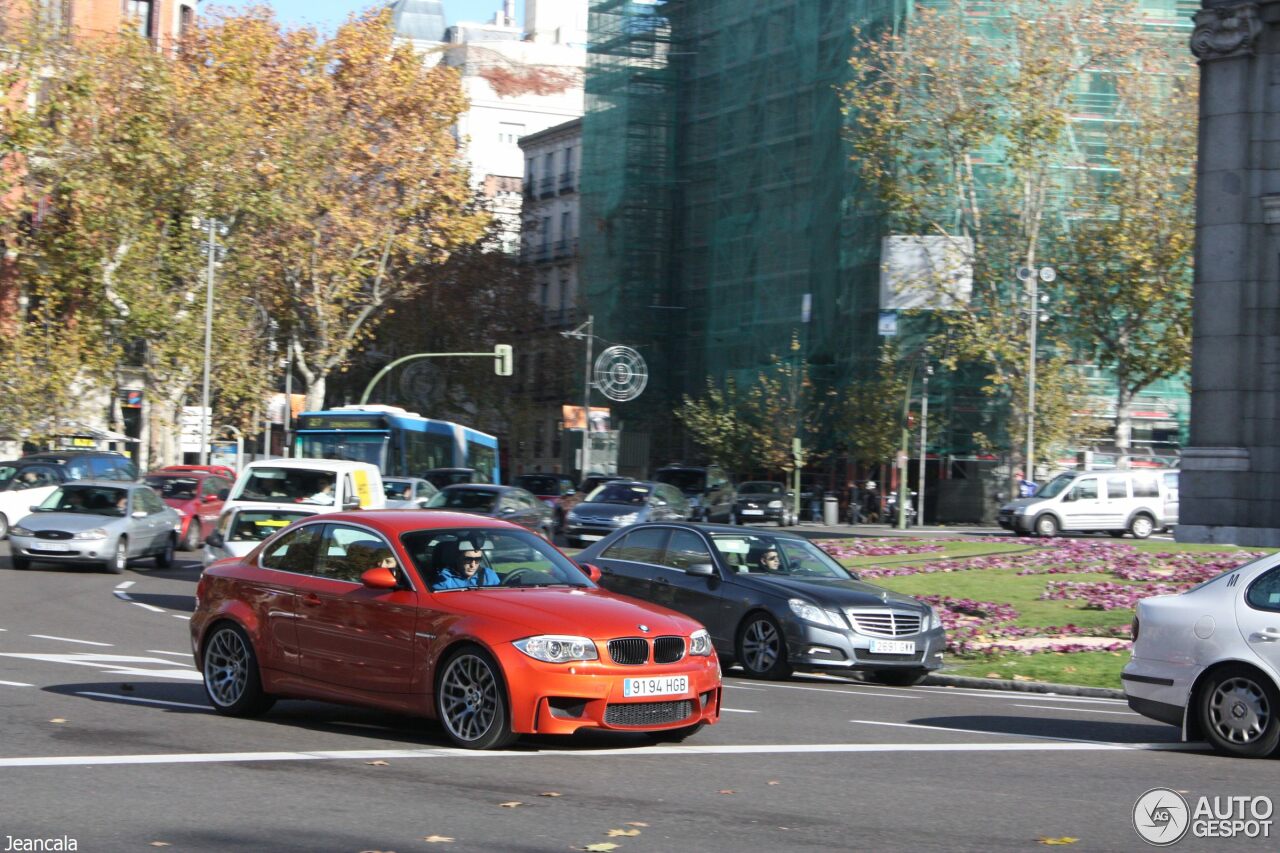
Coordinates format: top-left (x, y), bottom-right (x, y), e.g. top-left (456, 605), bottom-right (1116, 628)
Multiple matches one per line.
top-left (845, 0), bottom-right (1182, 480)
top-left (1056, 44), bottom-right (1196, 460)
top-left (186, 10), bottom-right (487, 412)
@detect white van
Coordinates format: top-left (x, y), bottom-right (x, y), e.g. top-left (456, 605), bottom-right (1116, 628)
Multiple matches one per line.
top-left (998, 469), bottom-right (1178, 539)
top-left (220, 459), bottom-right (384, 517)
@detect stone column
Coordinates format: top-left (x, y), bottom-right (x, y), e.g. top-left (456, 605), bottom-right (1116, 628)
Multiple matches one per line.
top-left (1179, 1), bottom-right (1280, 544)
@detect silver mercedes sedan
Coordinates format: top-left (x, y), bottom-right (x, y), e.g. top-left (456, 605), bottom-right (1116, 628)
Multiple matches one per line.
top-left (9, 481), bottom-right (181, 573)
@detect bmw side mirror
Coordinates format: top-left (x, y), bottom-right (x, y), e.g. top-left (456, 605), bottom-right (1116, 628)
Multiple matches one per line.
top-left (687, 562), bottom-right (715, 577)
top-left (577, 562), bottom-right (603, 583)
top-left (205, 531), bottom-right (224, 548)
top-left (203, 494), bottom-right (219, 503)
top-left (360, 567), bottom-right (399, 590)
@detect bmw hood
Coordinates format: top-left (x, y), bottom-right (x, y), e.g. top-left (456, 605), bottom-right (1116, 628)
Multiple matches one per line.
top-left (436, 587), bottom-right (700, 639)
top-left (739, 574), bottom-right (929, 612)
top-left (16, 512), bottom-right (127, 534)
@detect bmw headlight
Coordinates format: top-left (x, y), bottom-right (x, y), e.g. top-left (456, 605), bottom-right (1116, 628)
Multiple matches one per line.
top-left (73, 528), bottom-right (109, 540)
top-left (513, 635), bottom-right (599, 663)
top-left (788, 598), bottom-right (836, 628)
top-left (768, 500), bottom-right (783, 509)
top-left (9, 525), bottom-right (33, 537)
top-left (689, 628), bottom-right (712, 656)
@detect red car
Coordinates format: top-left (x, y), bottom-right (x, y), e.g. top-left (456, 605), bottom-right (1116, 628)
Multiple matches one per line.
top-left (191, 511), bottom-right (722, 749)
top-left (145, 467), bottom-right (235, 550)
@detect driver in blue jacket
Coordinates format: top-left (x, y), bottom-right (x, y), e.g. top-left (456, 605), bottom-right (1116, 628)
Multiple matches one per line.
top-left (434, 546), bottom-right (499, 590)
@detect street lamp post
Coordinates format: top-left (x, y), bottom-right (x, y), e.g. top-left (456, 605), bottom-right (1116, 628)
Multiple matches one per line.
top-left (1018, 265), bottom-right (1054, 484)
top-left (560, 316), bottom-right (594, 479)
top-left (196, 217), bottom-right (228, 465)
top-left (358, 346), bottom-right (513, 405)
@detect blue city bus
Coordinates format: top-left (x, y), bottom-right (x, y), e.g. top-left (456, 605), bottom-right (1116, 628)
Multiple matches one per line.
top-left (294, 405), bottom-right (500, 483)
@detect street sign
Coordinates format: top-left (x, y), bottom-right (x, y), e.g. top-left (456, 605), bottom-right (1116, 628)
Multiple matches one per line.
top-left (1039, 266), bottom-right (1057, 283)
top-left (494, 344), bottom-right (513, 376)
top-left (878, 311), bottom-right (898, 336)
top-left (1017, 267), bottom-right (1034, 282)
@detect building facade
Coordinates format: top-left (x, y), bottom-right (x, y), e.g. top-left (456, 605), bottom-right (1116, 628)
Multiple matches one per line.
top-left (581, 0), bottom-right (1197, 502)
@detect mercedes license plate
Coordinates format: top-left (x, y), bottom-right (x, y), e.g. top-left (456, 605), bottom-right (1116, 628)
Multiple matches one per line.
top-left (623, 675), bottom-right (688, 698)
top-left (869, 639), bottom-right (915, 655)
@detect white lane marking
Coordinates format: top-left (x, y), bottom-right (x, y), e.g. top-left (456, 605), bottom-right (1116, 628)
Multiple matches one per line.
top-left (172, 615), bottom-right (191, 621)
top-left (131, 602), bottom-right (166, 614)
top-left (29, 634), bottom-right (112, 647)
top-left (115, 581), bottom-right (135, 590)
top-left (112, 591), bottom-right (132, 601)
top-left (1013, 704), bottom-right (1138, 716)
top-left (147, 650), bottom-right (192, 658)
top-left (0, 740), bottom-right (1207, 769)
top-left (0, 653), bottom-right (201, 682)
top-left (0, 680), bottom-right (33, 687)
top-left (740, 682), bottom-right (916, 700)
top-left (77, 692), bottom-right (211, 711)
top-left (722, 684), bottom-right (766, 691)
top-left (720, 708), bottom-right (758, 714)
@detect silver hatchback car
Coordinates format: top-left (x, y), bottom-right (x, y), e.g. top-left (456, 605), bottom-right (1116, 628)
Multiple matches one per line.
top-left (9, 481), bottom-right (181, 574)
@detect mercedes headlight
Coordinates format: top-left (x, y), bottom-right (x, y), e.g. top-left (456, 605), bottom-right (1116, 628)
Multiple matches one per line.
top-left (926, 605), bottom-right (943, 631)
top-left (73, 528), bottom-right (109, 540)
top-left (768, 500), bottom-right (783, 509)
top-left (788, 598), bottom-right (836, 627)
top-left (689, 629), bottom-right (712, 656)
top-left (9, 525), bottom-right (33, 537)
top-left (513, 635), bottom-right (599, 663)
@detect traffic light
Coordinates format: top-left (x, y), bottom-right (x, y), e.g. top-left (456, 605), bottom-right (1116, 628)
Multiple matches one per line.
top-left (494, 344), bottom-right (513, 377)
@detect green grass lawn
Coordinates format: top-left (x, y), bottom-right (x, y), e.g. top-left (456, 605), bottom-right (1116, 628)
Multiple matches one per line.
top-left (939, 649), bottom-right (1132, 689)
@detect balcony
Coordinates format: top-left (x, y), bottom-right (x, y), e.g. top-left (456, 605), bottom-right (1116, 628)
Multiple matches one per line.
top-left (543, 307), bottom-right (578, 328)
top-left (552, 238), bottom-right (579, 259)
top-left (559, 171), bottom-right (576, 193)
top-left (539, 176), bottom-right (555, 198)
top-left (535, 244), bottom-right (551, 263)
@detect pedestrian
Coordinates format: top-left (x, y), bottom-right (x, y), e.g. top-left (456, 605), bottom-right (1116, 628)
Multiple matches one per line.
top-left (809, 485), bottom-right (823, 523)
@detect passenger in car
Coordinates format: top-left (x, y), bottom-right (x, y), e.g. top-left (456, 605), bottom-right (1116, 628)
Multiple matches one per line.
top-left (433, 544), bottom-right (499, 590)
top-left (756, 548), bottom-right (783, 573)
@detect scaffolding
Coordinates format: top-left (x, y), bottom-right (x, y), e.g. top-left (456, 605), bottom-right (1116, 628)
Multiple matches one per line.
top-left (581, 0), bottom-right (1197, 471)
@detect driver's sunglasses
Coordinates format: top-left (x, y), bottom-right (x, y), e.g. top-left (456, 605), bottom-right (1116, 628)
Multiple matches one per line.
top-left (462, 556), bottom-right (483, 565)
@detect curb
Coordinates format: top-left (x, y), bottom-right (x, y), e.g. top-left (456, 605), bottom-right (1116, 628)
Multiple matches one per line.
top-left (921, 672), bottom-right (1125, 699)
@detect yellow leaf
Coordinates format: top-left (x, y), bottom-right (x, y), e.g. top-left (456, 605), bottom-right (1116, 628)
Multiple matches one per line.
top-left (366, 760), bottom-right (389, 766)
top-left (582, 845), bottom-right (619, 853)
top-left (539, 791), bottom-right (562, 797)
top-left (1038, 838), bottom-right (1079, 846)
top-left (422, 836), bottom-right (455, 844)
top-left (606, 829), bottom-right (640, 837)
top-left (498, 801), bottom-right (523, 808)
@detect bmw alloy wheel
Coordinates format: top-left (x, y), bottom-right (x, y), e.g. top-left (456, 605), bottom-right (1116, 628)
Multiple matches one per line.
top-left (204, 627), bottom-right (251, 708)
top-left (436, 649), bottom-right (517, 749)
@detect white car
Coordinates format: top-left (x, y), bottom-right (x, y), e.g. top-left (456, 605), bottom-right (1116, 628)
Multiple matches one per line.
top-left (1124, 552), bottom-right (1280, 757)
top-left (202, 505), bottom-right (319, 567)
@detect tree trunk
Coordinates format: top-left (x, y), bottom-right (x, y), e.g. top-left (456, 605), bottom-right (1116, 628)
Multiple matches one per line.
top-left (304, 375), bottom-right (326, 412)
top-left (1115, 384), bottom-right (1136, 469)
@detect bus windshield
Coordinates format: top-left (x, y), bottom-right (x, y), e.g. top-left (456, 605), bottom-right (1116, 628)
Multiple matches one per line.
top-left (295, 433), bottom-right (388, 470)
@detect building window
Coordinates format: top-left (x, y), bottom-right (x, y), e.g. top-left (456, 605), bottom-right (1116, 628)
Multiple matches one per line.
top-left (179, 5), bottom-right (194, 38)
top-left (499, 122), bottom-right (525, 144)
top-left (124, 0), bottom-right (154, 38)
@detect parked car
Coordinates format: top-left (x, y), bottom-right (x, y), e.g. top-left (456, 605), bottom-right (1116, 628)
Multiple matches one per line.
top-left (732, 481), bottom-right (796, 526)
top-left (562, 480), bottom-right (690, 548)
top-left (9, 481), bottom-right (181, 573)
top-left (653, 464), bottom-right (736, 523)
top-left (426, 484), bottom-right (554, 539)
top-left (513, 473), bottom-right (577, 510)
top-left (1124, 551), bottom-right (1280, 758)
top-left (382, 477), bottom-right (438, 509)
top-left (202, 506), bottom-right (320, 567)
top-left (0, 451), bottom-right (139, 539)
top-left (557, 474), bottom-right (625, 529)
top-left (998, 469), bottom-right (1178, 538)
top-left (146, 467), bottom-right (235, 550)
top-left (191, 511), bottom-right (722, 749)
top-left (577, 522), bottom-right (946, 684)
top-left (421, 467), bottom-right (488, 490)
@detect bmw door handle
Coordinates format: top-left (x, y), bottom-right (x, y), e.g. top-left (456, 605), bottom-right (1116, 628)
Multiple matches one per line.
top-left (301, 594), bottom-right (322, 608)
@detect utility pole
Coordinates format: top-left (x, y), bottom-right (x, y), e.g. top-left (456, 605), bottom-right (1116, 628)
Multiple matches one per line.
top-left (1019, 265), bottom-right (1054, 485)
top-left (917, 365), bottom-right (930, 526)
top-left (561, 316), bottom-right (595, 480)
top-left (196, 217), bottom-right (227, 465)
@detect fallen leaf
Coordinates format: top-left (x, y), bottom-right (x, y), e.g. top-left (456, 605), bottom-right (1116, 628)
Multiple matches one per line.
top-left (498, 801), bottom-right (523, 808)
top-left (1012, 675), bottom-right (1033, 682)
top-left (985, 672), bottom-right (1002, 678)
top-left (582, 845), bottom-right (619, 853)
top-left (606, 829), bottom-right (640, 837)
top-left (767, 781), bottom-right (780, 786)
top-left (625, 822), bottom-right (648, 827)
top-left (49, 718), bottom-right (67, 724)
top-left (539, 791), bottom-right (562, 798)
top-left (422, 836), bottom-right (455, 844)
top-left (366, 760), bottom-right (389, 766)
top-left (1038, 838), bottom-right (1079, 846)
top-left (718, 789), bottom-right (735, 795)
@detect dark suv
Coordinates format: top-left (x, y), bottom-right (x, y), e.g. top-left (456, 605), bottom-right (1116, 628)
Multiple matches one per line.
top-left (12, 451), bottom-right (138, 482)
top-left (653, 464), bottom-right (736, 523)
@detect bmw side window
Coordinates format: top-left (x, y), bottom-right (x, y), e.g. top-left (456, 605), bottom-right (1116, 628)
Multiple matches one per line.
top-left (317, 525), bottom-right (390, 583)
top-left (1246, 568), bottom-right (1280, 612)
top-left (260, 524), bottom-right (324, 574)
